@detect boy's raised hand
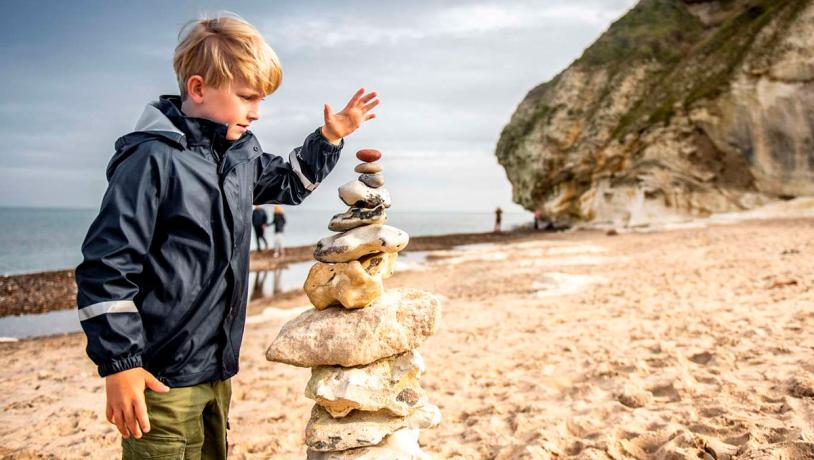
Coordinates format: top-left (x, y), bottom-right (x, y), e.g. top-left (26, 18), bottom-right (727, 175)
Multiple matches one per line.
top-left (321, 88), bottom-right (380, 144)
top-left (105, 367), bottom-right (170, 439)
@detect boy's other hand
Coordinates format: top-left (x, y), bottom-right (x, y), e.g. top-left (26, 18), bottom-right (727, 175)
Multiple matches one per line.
top-left (105, 367), bottom-right (170, 439)
top-left (321, 88), bottom-right (379, 145)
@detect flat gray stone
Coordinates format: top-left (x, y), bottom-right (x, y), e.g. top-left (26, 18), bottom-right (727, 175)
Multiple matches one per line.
top-left (314, 224), bottom-right (408, 263)
top-left (359, 173), bottom-right (385, 188)
top-left (338, 180), bottom-right (391, 208)
top-left (306, 403), bottom-right (441, 452)
top-left (354, 162), bottom-right (383, 174)
top-left (328, 206), bottom-right (387, 232)
top-left (266, 288), bottom-right (441, 367)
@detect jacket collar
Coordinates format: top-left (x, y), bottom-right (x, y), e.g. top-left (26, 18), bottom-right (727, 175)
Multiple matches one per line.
top-left (133, 95), bottom-right (231, 149)
top-left (131, 95), bottom-right (262, 172)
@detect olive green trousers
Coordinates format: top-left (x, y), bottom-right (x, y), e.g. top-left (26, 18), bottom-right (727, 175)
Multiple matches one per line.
top-left (122, 379), bottom-right (231, 460)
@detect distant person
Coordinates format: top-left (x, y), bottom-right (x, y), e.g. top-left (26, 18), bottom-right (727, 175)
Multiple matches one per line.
top-left (534, 209), bottom-right (542, 230)
top-left (494, 206), bottom-right (503, 233)
top-left (272, 206), bottom-right (287, 258)
top-left (74, 13), bottom-right (378, 458)
top-left (252, 205), bottom-right (269, 251)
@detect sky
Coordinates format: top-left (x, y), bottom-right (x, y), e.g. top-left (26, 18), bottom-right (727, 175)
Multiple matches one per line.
top-left (0, 0), bottom-right (637, 212)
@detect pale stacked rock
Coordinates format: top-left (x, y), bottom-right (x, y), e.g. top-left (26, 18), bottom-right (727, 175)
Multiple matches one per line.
top-left (266, 149), bottom-right (442, 458)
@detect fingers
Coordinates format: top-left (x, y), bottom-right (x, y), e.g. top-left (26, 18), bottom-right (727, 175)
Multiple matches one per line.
top-left (323, 103), bottom-right (333, 122)
top-left (364, 113), bottom-right (377, 121)
top-left (106, 404), bottom-right (114, 424)
top-left (362, 99), bottom-right (380, 113)
top-left (134, 395), bottom-right (151, 434)
top-left (124, 404), bottom-right (142, 439)
top-left (145, 374), bottom-right (170, 393)
top-left (348, 88), bottom-right (365, 106)
top-left (114, 408), bottom-right (129, 438)
top-left (360, 91), bottom-right (378, 104)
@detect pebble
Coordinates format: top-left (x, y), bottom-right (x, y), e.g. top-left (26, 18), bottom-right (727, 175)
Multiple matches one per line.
top-left (338, 180), bottom-right (391, 208)
top-left (314, 224), bottom-right (407, 263)
top-left (329, 205), bottom-right (387, 232)
top-left (356, 149), bottom-right (382, 162)
top-left (354, 162), bottom-right (383, 174)
top-left (360, 173), bottom-right (385, 188)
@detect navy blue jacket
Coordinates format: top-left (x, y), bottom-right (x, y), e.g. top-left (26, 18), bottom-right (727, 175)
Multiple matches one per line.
top-left (75, 95), bottom-right (342, 386)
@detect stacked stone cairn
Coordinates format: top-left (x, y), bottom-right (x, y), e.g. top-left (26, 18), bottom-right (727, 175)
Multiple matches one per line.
top-left (266, 149), bottom-right (442, 459)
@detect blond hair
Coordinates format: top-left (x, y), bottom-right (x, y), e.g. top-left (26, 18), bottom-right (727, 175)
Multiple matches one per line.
top-left (174, 12), bottom-right (282, 99)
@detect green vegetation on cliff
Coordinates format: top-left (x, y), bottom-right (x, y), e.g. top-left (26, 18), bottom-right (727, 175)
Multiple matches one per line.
top-left (606, 0), bottom-right (802, 138)
top-left (577, 0), bottom-right (703, 68)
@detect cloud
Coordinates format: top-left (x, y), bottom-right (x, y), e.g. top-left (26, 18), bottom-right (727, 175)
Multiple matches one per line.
top-left (265, 1), bottom-right (632, 50)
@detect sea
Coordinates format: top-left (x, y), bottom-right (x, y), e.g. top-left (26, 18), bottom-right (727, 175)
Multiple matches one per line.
top-left (0, 206), bottom-right (532, 276)
top-left (0, 206), bottom-right (530, 338)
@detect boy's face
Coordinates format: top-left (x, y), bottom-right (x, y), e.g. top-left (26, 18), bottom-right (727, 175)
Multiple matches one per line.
top-left (193, 79), bottom-right (265, 141)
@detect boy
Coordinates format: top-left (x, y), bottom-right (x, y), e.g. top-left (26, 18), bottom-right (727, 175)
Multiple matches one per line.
top-left (75, 13), bottom-right (379, 459)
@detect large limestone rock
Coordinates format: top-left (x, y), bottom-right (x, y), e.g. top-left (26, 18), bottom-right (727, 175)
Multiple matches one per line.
top-left (305, 350), bottom-right (426, 418)
top-left (314, 224), bottom-right (408, 263)
top-left (305, 403), bottom-right (441, 452)
top-left (338, 180), bottom-right (392, 209)
top-left (303, 252), bottom-right (397, 309)
top-left (496, 0), bottom-right (814, 227)
top-left (266, 288), bottom-right (441, 367)
top-left (306, 428), bottom-right (431, 460)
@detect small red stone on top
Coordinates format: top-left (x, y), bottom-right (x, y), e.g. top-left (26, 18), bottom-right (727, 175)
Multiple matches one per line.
top-left (356, 149), bottom-right (381, 163)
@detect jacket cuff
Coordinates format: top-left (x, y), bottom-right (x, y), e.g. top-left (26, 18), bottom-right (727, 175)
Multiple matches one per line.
top-left (314, 127), bottom-right (344, 152)
top-left (98, 354), bottom-right (143, 377)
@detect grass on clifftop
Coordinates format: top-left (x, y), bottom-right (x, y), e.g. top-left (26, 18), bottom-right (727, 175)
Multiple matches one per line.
top-left (576, 0), bottom-right (704, 68)
top-left (610, 0), bottom-right (802, 139)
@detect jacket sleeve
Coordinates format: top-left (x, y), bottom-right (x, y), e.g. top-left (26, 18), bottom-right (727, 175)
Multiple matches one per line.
top-left (253, 127), bottom-right (343, 205)
top-left (75, 144), bottom-right (168, 377)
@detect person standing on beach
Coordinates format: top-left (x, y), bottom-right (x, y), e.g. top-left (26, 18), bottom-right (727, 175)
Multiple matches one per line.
top-left (252, 205), bottom-right (269, 251)
top-left (271, 205), bottom-right (286, 258)
top-left (494, 206), bottom-right (503, 233)
top-left (74, 13), bottom-right (379, 458)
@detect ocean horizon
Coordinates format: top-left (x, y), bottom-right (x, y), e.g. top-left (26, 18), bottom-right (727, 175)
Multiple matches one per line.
top-left (0, 206), bottom-right (532, 276)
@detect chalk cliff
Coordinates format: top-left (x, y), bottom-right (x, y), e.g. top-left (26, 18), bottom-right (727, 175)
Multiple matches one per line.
top-left (496, 0), bottom-right (814, 226)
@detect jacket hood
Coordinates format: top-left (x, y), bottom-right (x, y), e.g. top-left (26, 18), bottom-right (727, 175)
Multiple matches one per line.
top-left (107, 96), bottom-right (234, 180)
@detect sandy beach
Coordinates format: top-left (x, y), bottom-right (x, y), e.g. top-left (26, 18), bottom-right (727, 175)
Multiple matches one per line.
top-left (2, 214), bottom-right (813, 459)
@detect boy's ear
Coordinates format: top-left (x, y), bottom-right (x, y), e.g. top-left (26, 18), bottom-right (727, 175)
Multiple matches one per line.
top-left (186, 75), bottom-right (206, 104)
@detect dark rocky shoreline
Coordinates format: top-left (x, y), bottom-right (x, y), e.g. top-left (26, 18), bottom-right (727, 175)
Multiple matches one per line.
top-left (0, 228), bottom-right (546, 318)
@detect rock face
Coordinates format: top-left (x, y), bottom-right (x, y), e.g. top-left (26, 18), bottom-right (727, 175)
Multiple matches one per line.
top-left (305, 351), bottom-right (426, 417)
top-left (305, 403), bottom-right (441, 451)
top-left (496, 0), bottom-right (814, 227)
top-left (266, 288), bottom-right (441, 367)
